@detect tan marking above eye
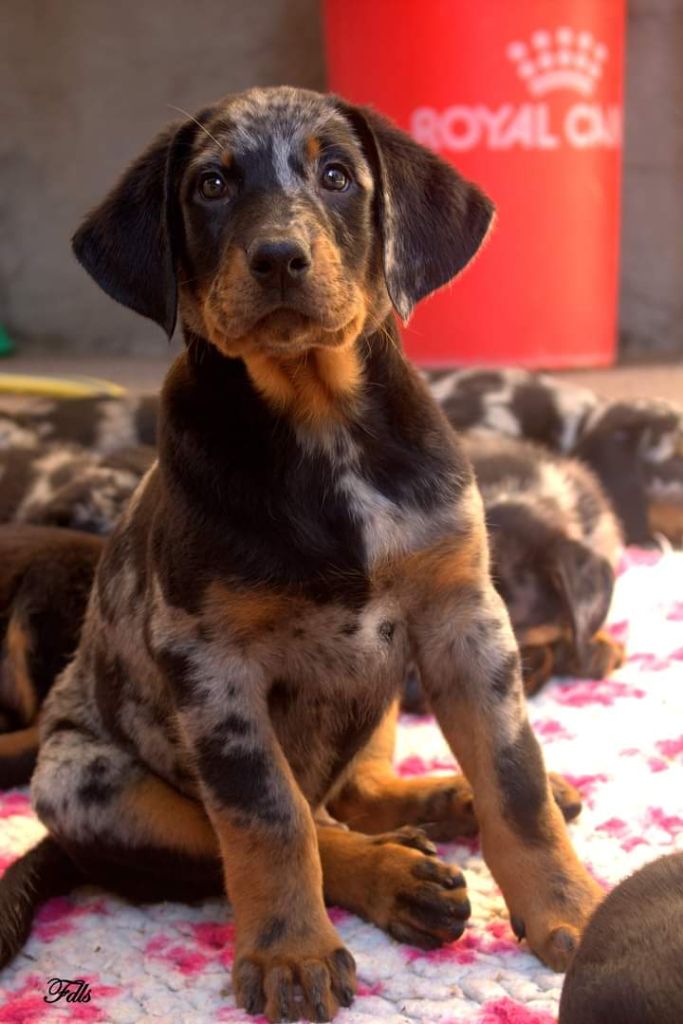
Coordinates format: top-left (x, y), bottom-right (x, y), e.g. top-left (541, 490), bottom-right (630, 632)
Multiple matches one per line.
top-left (305, 136), bottom-right (322, 162)
top-left (220, 150), bottom-right (233, 169)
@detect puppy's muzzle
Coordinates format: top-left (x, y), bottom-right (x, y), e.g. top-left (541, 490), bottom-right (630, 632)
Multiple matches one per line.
top-left (248, 238), bottom-right (312, 291)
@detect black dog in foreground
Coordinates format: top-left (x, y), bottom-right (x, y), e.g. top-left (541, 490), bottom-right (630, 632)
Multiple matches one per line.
top-left (0, 87), bottom-right (602, 1022)
top-left (560, 853), bottom-right (683, 1024)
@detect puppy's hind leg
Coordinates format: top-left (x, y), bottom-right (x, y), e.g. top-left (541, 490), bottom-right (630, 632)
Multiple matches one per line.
top-left (329, 701), bottom-right (582, 840)
top-left (328, 702), bottom-right (477, 840)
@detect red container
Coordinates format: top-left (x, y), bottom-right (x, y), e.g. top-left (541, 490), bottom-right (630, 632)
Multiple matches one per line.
top-left (324, 0), bottom-right (625, 368)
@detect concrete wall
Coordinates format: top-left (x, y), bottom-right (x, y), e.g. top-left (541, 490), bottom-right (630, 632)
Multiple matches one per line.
top-left (620, 0), bottom-right (683, 359)
top-left (1, 0), bottom-right (682, 359)
top-left (0, 0), bottom-right (325, 354)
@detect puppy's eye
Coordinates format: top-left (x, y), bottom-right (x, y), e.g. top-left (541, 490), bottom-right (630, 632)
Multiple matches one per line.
top-left (198, 172), bottom-right (228, 200)
top-left (320, 164), bottom-right (350, 192)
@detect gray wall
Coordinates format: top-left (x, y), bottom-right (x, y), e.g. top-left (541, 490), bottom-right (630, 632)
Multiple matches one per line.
top-left (1, 0), bottom-right (681, 359)
top-left (620, 0), bottom-right (683, 359)
top-left (0, 0), bottom-right (325, 354)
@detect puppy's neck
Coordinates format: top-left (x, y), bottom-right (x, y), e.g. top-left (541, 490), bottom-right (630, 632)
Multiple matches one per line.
top-left (243, 343), bottom-right (363, 427)
top-left (185, 317), bottom-right (402, 429)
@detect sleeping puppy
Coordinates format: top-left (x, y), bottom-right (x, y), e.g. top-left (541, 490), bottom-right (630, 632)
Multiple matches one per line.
top-left (574, 398), bottom-right (683, 546)
top-left (0, 526), bottom-right (103, 787)
top-left (403, 433), bottom-right (623, 712)
top-left (427, 368), bottom-right (683, 547)
top-left (0, 394), bottom-right (158, 454)
top-left (0, 442), bottom-right (154, 534)
top-left (470, 433), bottom-right (624, 696)
top-left (559, 853), bottom-right (683, 1024)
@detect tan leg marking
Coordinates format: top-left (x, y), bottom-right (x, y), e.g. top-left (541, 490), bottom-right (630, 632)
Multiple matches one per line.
top-left (118, 774), bottom-right (218, 858)
top-left (91, 764), bottom-right (354, 1021)
top-left (648, 500), bottom-right (683, 544)
top-left (4, 617), bottom-right (39, 724)
top-left (0, 723), bottom-right (40, 758)
top-left (435, 701), bottom-right (602, 970)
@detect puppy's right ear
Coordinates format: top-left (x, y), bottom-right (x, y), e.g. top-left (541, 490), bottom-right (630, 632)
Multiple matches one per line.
top-left (550, 538), bottom-right (614, 659)
top-left (337, 100), bottom-right (495, 322)
top-left (72, 120), bottom-right (195, 338)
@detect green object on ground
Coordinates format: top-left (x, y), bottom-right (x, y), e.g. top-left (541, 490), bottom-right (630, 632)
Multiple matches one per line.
top-left (0, 324), bottom-right (15, 356)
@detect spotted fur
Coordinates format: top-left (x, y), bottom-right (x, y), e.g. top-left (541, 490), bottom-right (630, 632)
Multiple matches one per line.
top-left (428, 368), bottom-right (683, 546)
top-left (0, 441), bottom-right (154, 533)
top-left (0, 87), bottom-right (601, 1023)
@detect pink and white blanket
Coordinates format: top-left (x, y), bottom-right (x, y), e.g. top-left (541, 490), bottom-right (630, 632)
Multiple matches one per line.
top-left (1, 547), bottom-right (682, 1024)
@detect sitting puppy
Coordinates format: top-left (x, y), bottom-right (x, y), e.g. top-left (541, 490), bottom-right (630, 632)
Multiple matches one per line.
top-left (0, 526), bottom-right (103, 786)
top-left (0, 87), bottom-right (601, 1023)
top-left (559, 853), bottom-right (683, 1024)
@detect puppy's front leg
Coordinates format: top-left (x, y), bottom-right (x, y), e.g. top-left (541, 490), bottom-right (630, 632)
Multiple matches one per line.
top-left (411, 511), bottom-right (603, 970)
top-left (172, 685), bottom-right (355, 1022)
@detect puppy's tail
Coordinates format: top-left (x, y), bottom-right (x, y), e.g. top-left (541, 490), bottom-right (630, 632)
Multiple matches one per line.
top-left (0, 837), bottom-right (81, 967)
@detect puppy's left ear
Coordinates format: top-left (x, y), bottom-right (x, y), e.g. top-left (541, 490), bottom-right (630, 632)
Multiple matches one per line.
top-left (339, 101), bottom-right (495, 321)
top-left (550, 538), bottom-right (614, 658)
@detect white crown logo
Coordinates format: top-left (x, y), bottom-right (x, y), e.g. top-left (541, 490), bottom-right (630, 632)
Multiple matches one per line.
top-left (507, 28), bottom-right (608, 97)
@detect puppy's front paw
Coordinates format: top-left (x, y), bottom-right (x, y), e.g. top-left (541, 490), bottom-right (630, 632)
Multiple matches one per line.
top-left (581, 631), bottom-right (625, 679)
top-left (234, 932), bottom-right (356, 1023)
top-left (510, 870), bottom-right (603, 972)
top-left (548, 772), bottom-right (583, 823)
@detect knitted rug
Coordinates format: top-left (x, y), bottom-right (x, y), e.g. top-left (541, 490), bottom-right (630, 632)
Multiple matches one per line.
top-left (1, 547), bottom-right (681, 1024)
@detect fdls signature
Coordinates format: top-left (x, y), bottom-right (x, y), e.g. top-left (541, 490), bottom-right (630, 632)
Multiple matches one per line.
top-left (43, 977), bottom-right (92, 1004)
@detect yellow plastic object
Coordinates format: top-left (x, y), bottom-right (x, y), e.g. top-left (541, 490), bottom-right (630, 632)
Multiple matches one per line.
top-left (0, 374), bottom-right (126, 399)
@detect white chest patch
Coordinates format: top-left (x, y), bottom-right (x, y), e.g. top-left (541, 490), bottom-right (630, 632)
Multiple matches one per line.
top-left (338, 469), bottom-right (423, 564)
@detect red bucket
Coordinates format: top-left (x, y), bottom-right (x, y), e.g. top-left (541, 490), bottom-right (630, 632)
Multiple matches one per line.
top-left (324, 0), bottom-right (625, 368)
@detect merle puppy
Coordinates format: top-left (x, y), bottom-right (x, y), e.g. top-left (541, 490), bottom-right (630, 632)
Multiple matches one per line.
top-left (469, 433), bottom-right (624, 694)
top-left (0, 88), bottom-right (601, 1022)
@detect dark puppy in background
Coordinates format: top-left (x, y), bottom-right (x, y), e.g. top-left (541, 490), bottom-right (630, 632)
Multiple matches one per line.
top-left (0, 87), bottom-right (602, 1023)
top-left (559, 852), bottom-right (683, 1024)
top-left (0, 526), bottom-right (103, 786)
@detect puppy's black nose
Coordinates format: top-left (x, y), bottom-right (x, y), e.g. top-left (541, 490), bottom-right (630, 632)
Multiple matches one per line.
top-left (248, 240), bottom-right (311, 287)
